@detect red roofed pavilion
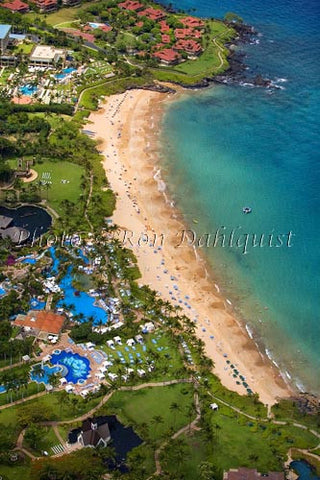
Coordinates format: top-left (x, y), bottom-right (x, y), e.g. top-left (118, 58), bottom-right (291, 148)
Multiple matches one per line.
top-left (180, 16), bottom-right (205, 28)
top-left (2, 0), bottom-right (29, 12)
top-left (153, 48), bottom-right (181, 65)
top-left (161, 34), bottom-right (171, 44)
top-left (14, 310), bottom-right (65, 339)
top-left (174, 39), bottom-right (202, 56)
top-left (118, 0), bottom-right (144, 11)
top-left (138, 7), bottom-right (166, 21)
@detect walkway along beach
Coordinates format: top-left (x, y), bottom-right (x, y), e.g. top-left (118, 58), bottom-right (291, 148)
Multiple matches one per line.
top-left (85, 89), bottom-right (292, 406)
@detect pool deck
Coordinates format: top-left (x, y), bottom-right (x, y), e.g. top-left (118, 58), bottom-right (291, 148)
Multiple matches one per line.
top-left (39, 332), bottom-right (108, 395)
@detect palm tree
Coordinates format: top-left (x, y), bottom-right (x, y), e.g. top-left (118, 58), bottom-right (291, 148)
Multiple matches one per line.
top-left (151, 414), bottom-right (164, 438)
top-left (169, 402), bottom-right (180, 429)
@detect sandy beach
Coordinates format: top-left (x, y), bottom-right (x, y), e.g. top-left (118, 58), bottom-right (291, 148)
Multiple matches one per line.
top-left (85, 88), bottom-right (293, 406)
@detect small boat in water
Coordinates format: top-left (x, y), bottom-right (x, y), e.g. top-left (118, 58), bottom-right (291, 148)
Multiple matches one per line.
top-left (242, 206), bottom-right (252, 214)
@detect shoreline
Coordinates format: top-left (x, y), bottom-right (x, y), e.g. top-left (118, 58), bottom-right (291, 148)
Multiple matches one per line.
top-left (85, 88), bottom-right (293, 406)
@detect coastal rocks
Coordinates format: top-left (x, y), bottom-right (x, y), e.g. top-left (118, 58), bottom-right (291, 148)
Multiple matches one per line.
top-left (128, 84), bottom-right (176, 94)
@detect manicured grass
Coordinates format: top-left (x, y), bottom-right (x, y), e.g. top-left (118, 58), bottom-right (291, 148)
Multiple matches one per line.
top-left (272, 399), bottom-right (320, 432)
top-left (14, 42), bottom-right (35, 55)
top-left (100, 331), bottom-right (186, 383)
top-left (57, 423), bottom-right (72, 442)
top-left (23, 425), bottom-right (60, 456)
top-left (55, 20), bottom-right (81, 29)
top-left (0, 390), bottom-right (103, 427)
top-left (207, 374), bottom-right (268, 418)
top-left (152, 21), bottom-right (236, 84)
top-left (8, 159), bottom-right (84, 214)
top-left (0, 464), bottom-right (31, 480)
top-left (101, 383), bottom-right (195, 443)
top-left (0, 382), bottom-right (45, 407)
top-left (26, 7), bottom-right (82, 26)
top-left (162, 407), bottom-right (319, 479)
top-left (78, 76), bottom-right (150, 110)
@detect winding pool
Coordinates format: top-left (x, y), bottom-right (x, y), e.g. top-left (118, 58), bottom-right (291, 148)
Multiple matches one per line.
top-left (50, 351), bottom-right (91, 383)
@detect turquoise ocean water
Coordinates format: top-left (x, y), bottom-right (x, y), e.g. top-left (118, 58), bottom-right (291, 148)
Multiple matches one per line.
top-left (159, 0), bottom-right (320, 393)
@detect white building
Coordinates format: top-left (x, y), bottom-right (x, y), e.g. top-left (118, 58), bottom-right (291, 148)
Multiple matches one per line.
top-left (29, 45), bottom-right (66, 66)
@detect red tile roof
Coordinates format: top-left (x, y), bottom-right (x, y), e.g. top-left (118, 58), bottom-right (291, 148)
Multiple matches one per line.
top-left (2, 0), bottom-right (29, 12)
top-left (100, 24), bottom-right (112, 32)
top-left (159, 20), bottom-right (170, 32)
top-left (180, 16), bottom-right (205, 28)
top-left (174, 28), bottom-right (201, 39)
top-left (14, 311), bottom-right (65, 335)
top-left (161, 34), bottom-right (171, 44)
top-left (136, 21), bottom-right (144, 27)
top-left (118, 0), bottom-right (144, 11)
top-left (174, 39), bottom-right (202, 54)
top-left (138, 7), bottom-right (166, 21)
top-left (62, 29), bottom-right (95, 43)
top-left (153, 48), bottom-right (181, 63)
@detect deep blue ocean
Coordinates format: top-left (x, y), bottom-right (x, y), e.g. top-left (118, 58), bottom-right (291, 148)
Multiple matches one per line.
top-left (159, 0), bottom-right (320, 393)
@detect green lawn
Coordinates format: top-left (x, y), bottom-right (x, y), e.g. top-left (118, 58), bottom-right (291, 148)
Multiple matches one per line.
top-left (152, 21), bottom-right (236, 84)
top-left (0, 390), bottom-right (103, 428)
top-left (162, 407), bottom-right (319, 479)
top-left (101, 383), bottom-right (195, 443)
top-left (0, 464), bottom-right (31, 480)
top-left (13, 42), bottom-right (34, 55)
top-left (99, 331), bottom-right (186, 383)
top-left (23, 425), bottom-right (60, 456)
top-left (26, 7), bottom-right (82, 26)
top-left (8, 159), bottom-right (85, 214)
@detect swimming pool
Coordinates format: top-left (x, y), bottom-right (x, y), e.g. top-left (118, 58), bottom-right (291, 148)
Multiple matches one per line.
top-left (57, 267), bottom-right (107, 325)
top-left (0, 287), bottom-right (6, 297)
top-left (30, 297), bottom-right (46, 310)
top-left (20, 84), bottom-right (38, 96)
top-left (50, 351), bottom-right (91, 383)
top-left (55, 67), bottom-right (76, 80)
top-left (0, 385), bottom-right (6, 394)
top-left (30, 363), bottom-right (62, 384)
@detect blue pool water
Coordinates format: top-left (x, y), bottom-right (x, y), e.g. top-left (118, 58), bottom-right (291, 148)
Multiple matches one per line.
top-left (63, 67), bottom-right (76, 74)
top-left (50, 351), bottom-right (91, 383)
top-left (30, 364), bottom-right (62, 384)
top-left (22, 257), bottom-right (37, 265)
top-left (30, 297), bottom-right (46, 310)
top-left (20, 84), bottom-right (38, 96)
top-left (49, 246), bottom-right (60, 275)
top-left (0, 385), bottom-right (6, 394)
top-left (159, 0), bottom-right (320, 394)
top-left (55, 67), bottom-right (76, 79)
top-left (0, 287), bottom-right (6, 296)
top-left (57, 266), bottom-right (107, 325)
top-left (290, 461), bottom-right (320, 480)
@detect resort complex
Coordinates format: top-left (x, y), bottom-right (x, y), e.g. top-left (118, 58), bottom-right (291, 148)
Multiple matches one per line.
top-left (0, 1), bottom-right (319, 480)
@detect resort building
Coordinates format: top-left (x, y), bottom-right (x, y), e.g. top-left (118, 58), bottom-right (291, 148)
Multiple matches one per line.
top-left (0, 216), bottom-right (30, 243)
top-left (13, 310), bottom-right (65, 340)
top-left (159, 20), bottom-right (170, 32)
top-left (0, 24), bottom-right (11, 54)
top-left (161, 34), bottom-right (171, 44)
top-left (29, 45), bottom-right (66, 66)
top-left (174, 28), bottom-right (202, 39)
top-left (118, 0), bottom-right (144, 12)
top-left (153, 48), bottom-right (181, 65)
top-left (29, 0), bottom-right (57, 12)
top-left (174, 39), bottom-right (203, 57)
top-left (223, 469), bottom-right (284, 480)
top-left (1, 0), bottom-right (29, 13)
top-left (180, 16), bottom-right (205, 28)
top-left (138, 7), bottom-right (166, 22)
top-left (78, 417), bottom-right (111, 448)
